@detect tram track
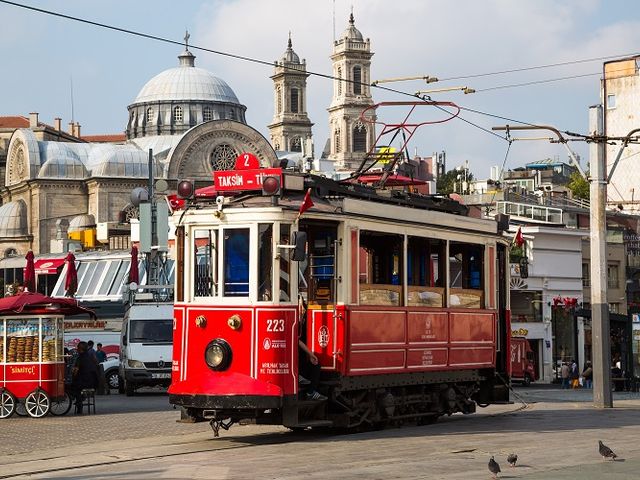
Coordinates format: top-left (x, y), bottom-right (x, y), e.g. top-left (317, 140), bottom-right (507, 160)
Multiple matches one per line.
top-left (0, 401), bottom-right (528, 479)
top-left (0, 429), bottom-right (298, 479)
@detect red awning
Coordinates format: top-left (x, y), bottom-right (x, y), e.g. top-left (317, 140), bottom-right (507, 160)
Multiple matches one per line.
top-left (33, 258), bottom-right (65, 275)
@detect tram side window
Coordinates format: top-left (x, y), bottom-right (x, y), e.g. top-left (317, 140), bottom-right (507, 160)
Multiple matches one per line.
top-left (224, 228), bottom-right (250, 297)
top-left (449, 242), bottom-right (484, 309)
top-left (258, 224), bottom-right (273, 301)
top-left (194, 229), bottom-right (218, 297)
top-left (407, 237), bottom-right (445, 307)
top-left (359, 231), bottom-right (403, 306)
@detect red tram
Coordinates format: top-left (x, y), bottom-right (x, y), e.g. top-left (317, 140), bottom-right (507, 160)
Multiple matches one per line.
top-left (168, 166), bottom-right (512, 434)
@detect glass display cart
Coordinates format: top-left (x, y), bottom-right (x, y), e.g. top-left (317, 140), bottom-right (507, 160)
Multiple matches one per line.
top-left (0, 292), bottom-right (93, 419)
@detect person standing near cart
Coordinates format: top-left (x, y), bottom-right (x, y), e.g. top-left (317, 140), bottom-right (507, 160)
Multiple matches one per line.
top-left (71, 341), bottom-right (98, 414)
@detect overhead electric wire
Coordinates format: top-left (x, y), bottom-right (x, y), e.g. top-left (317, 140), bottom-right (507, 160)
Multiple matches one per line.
top-left (437, 51), bottom-right (640, 82)
top-left (475, 71), bottom-right (601, 93)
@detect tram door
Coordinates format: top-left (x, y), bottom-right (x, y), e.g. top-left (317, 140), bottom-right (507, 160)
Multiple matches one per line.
top-left (298, 222), bottom-right (338, 305)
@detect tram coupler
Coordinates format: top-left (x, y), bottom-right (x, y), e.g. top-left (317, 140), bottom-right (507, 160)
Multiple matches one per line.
top-left (209, 418), bottom-right (234, 437)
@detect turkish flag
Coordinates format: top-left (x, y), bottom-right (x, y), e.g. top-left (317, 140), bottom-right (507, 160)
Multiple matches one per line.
top-left (298, 188), bottom-right (314, 217)
top-left (513, 227), bottom-right (524, 247)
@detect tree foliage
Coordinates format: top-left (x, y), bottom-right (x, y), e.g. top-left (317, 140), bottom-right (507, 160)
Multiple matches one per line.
top-left (567, 171), bottom-right (589, 200)
top-left (436, 168), bottom-right (475, 194)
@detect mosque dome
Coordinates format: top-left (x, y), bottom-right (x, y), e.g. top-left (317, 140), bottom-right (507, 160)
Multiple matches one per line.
top-left (132, 53), bottom-right (241, 105)
top-left (126, 39), bottom-right (247, 140)
top-left (342, 13), bottom-right (364, 41)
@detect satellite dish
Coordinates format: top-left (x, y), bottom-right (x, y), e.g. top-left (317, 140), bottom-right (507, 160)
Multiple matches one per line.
top-left (130, 187), bottom-right (149, 207)
top-left (155, 179), bottom-right (169, 193)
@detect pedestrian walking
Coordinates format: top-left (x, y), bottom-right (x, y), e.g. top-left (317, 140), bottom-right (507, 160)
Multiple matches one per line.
top-left (561, 362), bottom-right (570, 389)
top-left (582, 361), bottom-right (593, 389)
top-left (570, 360), bottom-right (580, 388)
top-left (95, 343), bottom-right (107, 363)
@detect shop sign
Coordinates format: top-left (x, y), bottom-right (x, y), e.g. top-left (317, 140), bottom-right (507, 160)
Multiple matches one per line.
top-left (64, 320), bottom-right (106, 330)
top-left (511, 328), bottom-right (529, 337)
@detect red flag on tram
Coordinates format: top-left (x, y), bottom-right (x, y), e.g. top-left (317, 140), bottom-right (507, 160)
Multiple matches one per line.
top-left (513, 227), bottom-right (524, 247)
top-left (298, 188), bottom-right (314, 217)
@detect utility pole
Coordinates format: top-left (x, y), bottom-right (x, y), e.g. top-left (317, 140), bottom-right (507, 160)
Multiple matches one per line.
top-left (589, 104), bottom-right (612, 408)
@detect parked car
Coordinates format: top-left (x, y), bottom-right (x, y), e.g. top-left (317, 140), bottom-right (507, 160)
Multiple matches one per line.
top-left (101, 358), bottom-right (122, 391)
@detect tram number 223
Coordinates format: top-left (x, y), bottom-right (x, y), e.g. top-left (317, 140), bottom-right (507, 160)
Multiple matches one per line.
top-left (266, 319), bottom-right (285, 332)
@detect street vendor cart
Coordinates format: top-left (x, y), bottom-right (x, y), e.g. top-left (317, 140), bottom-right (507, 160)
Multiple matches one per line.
top-left (0, 292), bottom-right (94, 418)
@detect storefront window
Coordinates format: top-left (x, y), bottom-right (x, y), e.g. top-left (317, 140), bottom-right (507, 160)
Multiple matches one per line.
top-left (552, 307), bottom-right (577, 378)
top-left (511, 291), bottom-right (543, 322)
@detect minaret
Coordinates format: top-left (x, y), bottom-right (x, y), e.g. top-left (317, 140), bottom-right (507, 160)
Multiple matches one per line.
top-left (327, 13), bottom-right (376, 171)
top-left (268, 34), bottom-right (314, 157)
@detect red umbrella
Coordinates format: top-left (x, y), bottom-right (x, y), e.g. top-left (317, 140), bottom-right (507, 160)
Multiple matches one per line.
top-left (0, 291), bottom-right (95, 318)
top-left (24, 250), bottom-right (36, 293)
top-left (128, 245), bottom-right (139, 285)
top-left (64, 252), bottom-right (78, 297)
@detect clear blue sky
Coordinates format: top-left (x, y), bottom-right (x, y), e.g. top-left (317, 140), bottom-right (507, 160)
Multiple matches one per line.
top-left (2, 0), bottom-right (639, 178)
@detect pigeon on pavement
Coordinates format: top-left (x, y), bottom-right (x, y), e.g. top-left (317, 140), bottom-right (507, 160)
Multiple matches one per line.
top-left (507, 453), bottom-right (518, 467)
top-left (488, 456), bottom-right (501, 478)
top-left (599, 440), bottom-right (617, 461)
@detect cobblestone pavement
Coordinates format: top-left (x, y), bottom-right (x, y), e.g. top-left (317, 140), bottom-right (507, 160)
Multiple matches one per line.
top-left (2, 386), bottom-right (640, 479)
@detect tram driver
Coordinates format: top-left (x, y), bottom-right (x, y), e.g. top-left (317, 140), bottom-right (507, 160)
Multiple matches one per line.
top-left (298, 295), bottom-right (327, 401)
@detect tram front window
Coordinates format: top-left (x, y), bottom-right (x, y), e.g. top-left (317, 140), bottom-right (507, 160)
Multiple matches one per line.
top-left (194, 229), bottom-right (218, 297)
top-left (224, 228), bottom-right (250, 296)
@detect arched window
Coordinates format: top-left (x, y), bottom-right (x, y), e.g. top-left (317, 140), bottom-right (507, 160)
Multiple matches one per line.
top-left (276, 86), bottom-right (283, 114)
top-left (173, 106), bottom-right (183, 122)
top-left (146, 107), bottom-right (154, 124)
top-left (337, 67), bottom-right (342, 96)
top-left (353, 121), bottom-right (367, 152)
top-left (4, 248), bottom-right (17, 258)
top-left (353, 66), bottom-right (362, 94)
top-left (291, 137), bottom-right (302, 152)
top-left (334, 129), bottom-right (341, 154)
top-left (290, 88), bottom-right (299, 113)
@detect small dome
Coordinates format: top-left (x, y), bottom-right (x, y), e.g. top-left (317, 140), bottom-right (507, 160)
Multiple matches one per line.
top-left (131, 50), bottom-right (241, 105)
top-left (0, 200), bottom-right (28, 237)
top-left (69, 214), bottom-right (95, 232)
top-left (281, 37), bottom-right (300, 64)
top-left (39, 156), bottom-right (88, 179)
top-left (89, 146), bottom-right (159, 178)
top-left (342, 13), bottom-right (363, 41)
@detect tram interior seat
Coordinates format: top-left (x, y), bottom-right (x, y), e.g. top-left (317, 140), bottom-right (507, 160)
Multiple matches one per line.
top-left (449, 288), bottom-right (483, 309)
top-left (359, 284), bottom-right (401, 306)
top-left (407, 286), bottom-right (444, 307)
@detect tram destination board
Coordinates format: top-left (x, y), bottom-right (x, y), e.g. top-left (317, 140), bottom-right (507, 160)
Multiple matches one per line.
top-left (213, 168), bottom-right (282, 192)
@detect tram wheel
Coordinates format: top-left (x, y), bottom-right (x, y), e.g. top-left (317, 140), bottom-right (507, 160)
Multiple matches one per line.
top-left (0, 389), bottom-right (17, 419)
top-left (49, 392), bottom-right (72, 416)
top-left (25, 389), bottom-right (50, 418)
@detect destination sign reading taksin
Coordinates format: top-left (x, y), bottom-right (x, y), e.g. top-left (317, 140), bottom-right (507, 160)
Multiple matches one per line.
top-left (213, 168), bottom-right (282, 192)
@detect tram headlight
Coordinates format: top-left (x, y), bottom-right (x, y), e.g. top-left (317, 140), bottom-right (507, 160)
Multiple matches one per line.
top-left (205, 339), bottom-right (232, 371)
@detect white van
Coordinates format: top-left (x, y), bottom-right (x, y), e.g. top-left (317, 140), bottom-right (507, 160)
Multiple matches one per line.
top-left (119, 303), bottom-right (173, 396)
